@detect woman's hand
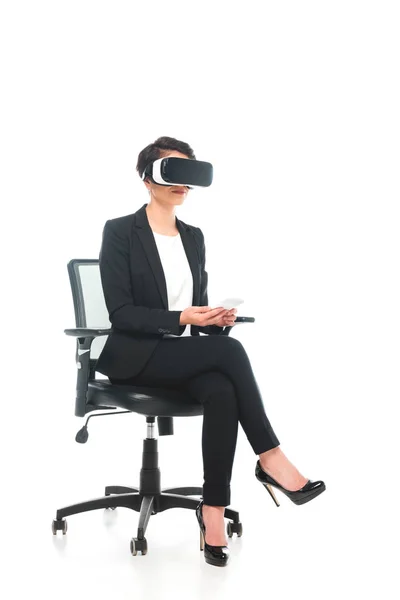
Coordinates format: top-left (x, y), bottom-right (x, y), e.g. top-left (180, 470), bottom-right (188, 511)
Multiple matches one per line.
top-left (213, 308), bottom-right (237, 328)
top-left (180, 306), bottom-right (234, 327)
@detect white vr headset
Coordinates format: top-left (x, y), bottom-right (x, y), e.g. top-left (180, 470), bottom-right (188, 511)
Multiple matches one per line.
top-left (141, 157), bottom-right (213, 189)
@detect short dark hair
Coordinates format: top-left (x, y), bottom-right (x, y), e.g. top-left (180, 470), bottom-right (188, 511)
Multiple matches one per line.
top-left (136, 136), bottom-right (196, 180)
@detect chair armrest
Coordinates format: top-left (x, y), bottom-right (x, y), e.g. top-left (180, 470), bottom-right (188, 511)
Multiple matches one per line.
top-left (64, 328), bottom-right (111, 417)
top-left (64, 328), bottom-right (112, 337)
top-left (222, 315), bottom-right (255, 335)
top-left (233, 316), bottom-right (255, 324)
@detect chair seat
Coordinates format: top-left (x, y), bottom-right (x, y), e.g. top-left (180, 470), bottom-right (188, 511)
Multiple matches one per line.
top-left (88, 379), bottom-right (203, 417)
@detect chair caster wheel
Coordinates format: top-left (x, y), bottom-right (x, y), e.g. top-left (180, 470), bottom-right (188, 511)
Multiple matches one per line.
top-left (130, 537), bottom-right (148, 556)
top-left (52, 519), bottom-right (68, 535)
top-left (227, 521), bottom-right (243, 538)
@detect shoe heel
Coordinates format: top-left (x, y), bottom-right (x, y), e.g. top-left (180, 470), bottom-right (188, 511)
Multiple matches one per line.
top-left (200, 529), bottom-right (205, 551)
top-left (265, 483), bottom-right (280, 507)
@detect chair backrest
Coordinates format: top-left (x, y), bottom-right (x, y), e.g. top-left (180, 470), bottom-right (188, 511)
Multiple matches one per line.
top-left (67, 259), bottom-right (110, 360)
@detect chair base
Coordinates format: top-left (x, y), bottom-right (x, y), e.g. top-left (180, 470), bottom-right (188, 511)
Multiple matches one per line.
top-left (52, 434), bottom-right (242, 555)
top-left (54, 488), bottom-right (241, 545)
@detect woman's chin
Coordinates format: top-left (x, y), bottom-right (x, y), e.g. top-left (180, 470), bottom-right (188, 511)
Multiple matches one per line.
top-left (171, 194), bottom-right (186, 204)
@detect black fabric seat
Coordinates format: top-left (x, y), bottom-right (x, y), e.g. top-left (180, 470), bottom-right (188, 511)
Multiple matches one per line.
top-left (52, 259), bottom-right (251, 556)
top-left (87, 380), bottom-right (203, 417)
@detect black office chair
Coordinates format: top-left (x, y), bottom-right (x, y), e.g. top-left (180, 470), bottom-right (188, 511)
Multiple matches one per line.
top-left (52, 259), bottom-right (253, 556)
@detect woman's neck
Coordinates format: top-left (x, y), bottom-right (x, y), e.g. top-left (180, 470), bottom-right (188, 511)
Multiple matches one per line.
top-left (145, 202), bottom-right (178, 235)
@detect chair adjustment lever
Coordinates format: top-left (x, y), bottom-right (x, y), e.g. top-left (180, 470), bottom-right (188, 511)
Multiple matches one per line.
top-left (75, 410), bottom-right (131, 444)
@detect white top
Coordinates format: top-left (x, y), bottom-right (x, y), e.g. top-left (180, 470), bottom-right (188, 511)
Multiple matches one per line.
top-left (153, 231), bottom-right (193, 337)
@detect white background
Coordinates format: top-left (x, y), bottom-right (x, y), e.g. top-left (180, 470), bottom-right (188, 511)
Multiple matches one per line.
top-left (1, 1), bottom-right (399, 598)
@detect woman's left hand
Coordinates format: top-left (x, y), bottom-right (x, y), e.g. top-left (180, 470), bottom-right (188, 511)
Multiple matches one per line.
top-left (213, 308), bottom-right (238, 328)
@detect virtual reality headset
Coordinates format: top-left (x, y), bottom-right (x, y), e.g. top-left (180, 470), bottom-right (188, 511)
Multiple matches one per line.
top-left (141, 157), bottom-right (213, 188)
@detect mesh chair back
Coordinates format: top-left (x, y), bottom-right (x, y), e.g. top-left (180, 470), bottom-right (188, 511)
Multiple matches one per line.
top-left (67, 259), bottom-right (110, 360)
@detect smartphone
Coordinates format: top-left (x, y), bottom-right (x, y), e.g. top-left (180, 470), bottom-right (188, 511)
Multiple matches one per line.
top-left (215, 297), bottom-right (244, 310)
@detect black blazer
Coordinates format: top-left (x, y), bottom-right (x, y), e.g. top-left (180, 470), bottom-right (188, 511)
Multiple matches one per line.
top-left (96, 202), bottom-right (224, 380)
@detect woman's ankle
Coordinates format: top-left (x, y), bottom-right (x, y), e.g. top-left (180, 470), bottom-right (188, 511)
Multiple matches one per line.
top-left (259, 446), bottom-right (282, 469)
top-left (203, 504), bottom-right (225, 513)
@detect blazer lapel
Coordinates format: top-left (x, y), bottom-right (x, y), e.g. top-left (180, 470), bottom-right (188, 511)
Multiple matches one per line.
top-left (134, 203), bottom-right (200, 309)
top-left (177, 217), bottom-right (200, 307)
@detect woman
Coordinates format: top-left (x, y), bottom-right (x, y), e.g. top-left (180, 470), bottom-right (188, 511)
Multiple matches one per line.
top-left (96, 136), bottom-right (326, 567)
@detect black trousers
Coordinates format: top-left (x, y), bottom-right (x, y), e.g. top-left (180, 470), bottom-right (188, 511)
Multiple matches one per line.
top-left (109, 335), bottom-right (280, 507)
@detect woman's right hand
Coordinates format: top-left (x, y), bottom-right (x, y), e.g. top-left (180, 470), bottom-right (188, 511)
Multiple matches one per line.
top-left (179, 306), bottom-right (229, 327)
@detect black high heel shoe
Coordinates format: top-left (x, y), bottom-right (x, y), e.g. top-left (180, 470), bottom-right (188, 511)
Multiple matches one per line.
top-left (255, 460), bottom-right (326, 506)
top-left (195, 500), bottom-right (230, 567)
